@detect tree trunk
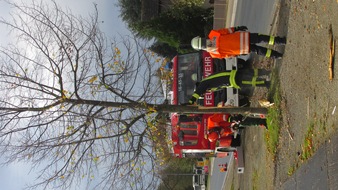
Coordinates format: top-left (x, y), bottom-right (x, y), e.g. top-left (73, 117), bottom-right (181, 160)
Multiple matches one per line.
top-left (155, 104), bottom-right (268, 115)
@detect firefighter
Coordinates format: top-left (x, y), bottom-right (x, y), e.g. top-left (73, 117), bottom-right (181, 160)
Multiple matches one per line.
top-left (188, 68), bottom-right (270, 105)
top-left (207, 114), bottom-right (236, 142)
top-left (191, 26), bottom-right (286, 59)
top-left (207, 114), bottom-right (267, 143)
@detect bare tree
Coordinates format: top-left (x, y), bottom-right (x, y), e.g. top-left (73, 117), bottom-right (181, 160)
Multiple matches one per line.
top-left (0, 1), bottom-right (164, 189)
top-left (0, 1), bottom-right (267, 190)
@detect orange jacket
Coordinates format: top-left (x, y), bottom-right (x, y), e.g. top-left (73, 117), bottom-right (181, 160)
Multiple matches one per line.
top-left (207, 114), bottom-right (233, 137)
top-left (208, 27), bottom-right (250, 58)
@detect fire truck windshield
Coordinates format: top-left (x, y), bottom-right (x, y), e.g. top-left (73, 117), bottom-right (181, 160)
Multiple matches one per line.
top-left (176, 53), bottom-right (201, 104)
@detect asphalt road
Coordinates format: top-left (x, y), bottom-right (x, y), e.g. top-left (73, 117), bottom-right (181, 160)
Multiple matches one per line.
top-left (234, 0), bottom-right (278, 33)
top-left (281, 133), bottom-right (338, 190)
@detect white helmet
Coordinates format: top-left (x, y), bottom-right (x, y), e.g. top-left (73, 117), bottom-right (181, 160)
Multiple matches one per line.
top-left (191, 36), bottom-right (206, 50)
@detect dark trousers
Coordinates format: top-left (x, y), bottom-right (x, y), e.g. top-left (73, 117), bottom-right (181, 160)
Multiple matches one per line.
top-left (240, 117), bottom-right (267, 127)
top-left (249, 33), bottom-right (283, 59)
top-left (235, 68), bottom-right (269, 87)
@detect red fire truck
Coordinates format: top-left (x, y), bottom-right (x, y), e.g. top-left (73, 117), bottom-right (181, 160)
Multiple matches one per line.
top-left (169, 51), bottom-right (247, 159)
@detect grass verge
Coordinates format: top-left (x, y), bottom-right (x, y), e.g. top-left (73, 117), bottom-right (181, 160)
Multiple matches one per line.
top-left (299, 123), bottom-right (315, 161)
top-left (252, 169), bottom-right (259, 190)
top-left (265, 76), bottom-right (282, 154)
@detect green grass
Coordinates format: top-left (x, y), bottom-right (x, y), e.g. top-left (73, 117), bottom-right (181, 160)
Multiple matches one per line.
top-left (287, 166), bottom-right (296, 176)
top-left (230, 183), bottom-right (234, 190)
top-left (252, 169), bottom-right (259, 190)
top-left (300, 123), bottom-right (315, 160)
top-left (265, 77), bottom-right (282, 154)
top-left (206, 157), bottom-right (213, 189)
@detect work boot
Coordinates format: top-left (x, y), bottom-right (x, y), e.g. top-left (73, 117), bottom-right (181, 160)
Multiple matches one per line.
top-left (258, 69), bottom-right (271, 76)
top-left (257, 69), bottom-right (271, 81)
top-left (274, 37), bottom-right (287, 45)
top-left (269, 50), bottom-right (283, 59)
top-left (258, 75), bottom-right (271, 81)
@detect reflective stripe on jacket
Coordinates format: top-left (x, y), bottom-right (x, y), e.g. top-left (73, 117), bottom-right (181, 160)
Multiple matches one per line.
top-left (208, 27), bottom-right (250, 58)
top-left (190, 70), bottom-right (240, 101)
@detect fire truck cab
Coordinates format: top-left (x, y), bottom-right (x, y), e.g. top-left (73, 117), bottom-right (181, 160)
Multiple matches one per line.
top-left (171, 51), bottom-right (241, 107)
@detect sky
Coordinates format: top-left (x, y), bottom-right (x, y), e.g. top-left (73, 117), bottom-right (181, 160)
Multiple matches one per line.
top-left (0, 0), bottom-right (131, 44)
top-left (0, 0), bottom-right (132, 189)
